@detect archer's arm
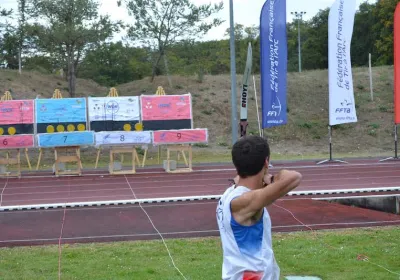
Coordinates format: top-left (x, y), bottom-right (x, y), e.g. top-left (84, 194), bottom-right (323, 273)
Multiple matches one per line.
top-left (231, 170), bottom-right (302, 221)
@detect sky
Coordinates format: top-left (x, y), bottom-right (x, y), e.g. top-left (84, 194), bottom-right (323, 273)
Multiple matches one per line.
top-left (1, 0), bottom-right (377, 42)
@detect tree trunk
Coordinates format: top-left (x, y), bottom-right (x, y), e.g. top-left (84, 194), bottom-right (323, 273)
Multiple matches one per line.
top-left (163, 54), bottom-right (173, 88)
top-left (18, 49), bottom-right (22, 75)
top-left (67, 59), bottom-right (76, 97)
top-left (151, 53), bottom-right (163, 82)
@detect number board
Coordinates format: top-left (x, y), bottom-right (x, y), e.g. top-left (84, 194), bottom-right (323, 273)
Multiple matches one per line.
top-left (140, 94), bottom-right (193, 131)
top-left (153, 129), bottom-right (208, 145)
top-left (0, 100), bottom-right (34, 136)
top-left (88, 96), bottom-right (141, 132)
top-left (37, 131), bottom-right (94, 148)
top-left (0, 135), bottom-right (35, 149)
top-left (95, 131), bottom-right (152, 146)
top-left (35, 98), bottom-right (87, 133)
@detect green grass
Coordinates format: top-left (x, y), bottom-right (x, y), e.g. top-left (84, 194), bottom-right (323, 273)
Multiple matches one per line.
top-left (0, 227), bottom-right (399, 279)
top-left (1, 147), bottom-right (396, 173)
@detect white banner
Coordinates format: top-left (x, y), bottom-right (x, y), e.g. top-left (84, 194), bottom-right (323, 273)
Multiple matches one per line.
top-left (328, 0), bottom-right (357, 126)
top-left (95, 131), bottom-right (152, 146)
top-left (88, 97), bottom-right (140, 122)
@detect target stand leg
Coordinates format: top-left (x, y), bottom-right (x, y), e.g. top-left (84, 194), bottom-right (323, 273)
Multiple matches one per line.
top-left (165, 145), bottom-right (192, 173)
top-left (0, 149), bottom-right (21, 178)
top-left (53, 146), bottom-right (82, 176)
top-left (141, 147), bottom-right (148, 168)
top-left (36, 148), bottom-right (43, 171)
top-left (24, 148), bottom-right (31, 171)
top-left (108, 146), bottom-right (137, 175)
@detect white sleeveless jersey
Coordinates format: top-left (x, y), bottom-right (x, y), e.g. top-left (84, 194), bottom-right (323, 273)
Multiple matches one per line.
top-left (216, 185), bottom-right (280, 280)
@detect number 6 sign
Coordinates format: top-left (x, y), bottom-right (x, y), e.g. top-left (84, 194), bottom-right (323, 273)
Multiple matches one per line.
top-left (153, 129), bottom-right (208, 145)
top-left (0, 135), bottom-right (34, 149)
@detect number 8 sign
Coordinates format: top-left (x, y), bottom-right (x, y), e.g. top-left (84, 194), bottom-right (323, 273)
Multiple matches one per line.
top-left (153, 129), bottom-right (208, 145)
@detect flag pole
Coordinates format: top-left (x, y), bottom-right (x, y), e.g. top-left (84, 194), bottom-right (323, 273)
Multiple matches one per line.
top-left (229, 0), bottom-right (238, 144)
top-left (380, 124), bottom-right (399, 162)
top-left (380, 3), bottom-right (400, 162)
top-left (239, 43), bottom-right (253, 138)
top-left (316, 126), bottom-right (348, 165)
top-left (253, 75), bottom-right (262, 137)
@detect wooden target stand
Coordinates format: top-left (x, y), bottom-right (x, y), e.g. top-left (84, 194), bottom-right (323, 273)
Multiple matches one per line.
top-left (164, 144), bottom-right (192, 173)
top-left (145, 86), bottom-right (192, 173)
top-left (0, 91), bottom-right (32, 178)
top-left (36, 89), bottom-right (83, 176)
top-left (94, 88), bottom-right (142, 175)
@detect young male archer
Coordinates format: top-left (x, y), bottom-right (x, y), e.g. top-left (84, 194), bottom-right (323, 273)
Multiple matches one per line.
top-left (216, 135), bottom-right (302, 280)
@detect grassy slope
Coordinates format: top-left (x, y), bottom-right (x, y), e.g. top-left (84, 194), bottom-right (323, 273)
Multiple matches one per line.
top-left (0, 66), bottom-right (395, 160)
top-left (0, 227), bottom-right (399, 279)
top-left (0, 69), bottom-right (107, 99)
top-left (117, 65), bottom-right (396, 156)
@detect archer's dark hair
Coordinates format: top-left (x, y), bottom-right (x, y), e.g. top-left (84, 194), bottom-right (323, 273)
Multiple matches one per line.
top-left (231, 135), bottom-right (270, 178)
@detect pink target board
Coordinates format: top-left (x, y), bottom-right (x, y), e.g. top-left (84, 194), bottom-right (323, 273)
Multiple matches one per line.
top-left (0, 135), bottom-right (34, 149)
top-left (153, 129), bottom-right (208, 144)
top-left (0, 100), bottom-right (34, 125)
top-left (140, 94), bottom-right (192, 121)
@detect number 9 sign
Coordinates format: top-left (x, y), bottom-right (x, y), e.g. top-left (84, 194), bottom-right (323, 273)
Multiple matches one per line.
top-left (153, 129), bottom-right (208, 145)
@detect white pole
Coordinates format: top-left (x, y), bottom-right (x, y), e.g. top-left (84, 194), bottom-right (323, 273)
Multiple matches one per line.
top-left (369, 53), bottom-right (374, 101)
top-left (253, 75), bottom-right (262, 137)
top-left (229, 0), bottom-right (238, 144)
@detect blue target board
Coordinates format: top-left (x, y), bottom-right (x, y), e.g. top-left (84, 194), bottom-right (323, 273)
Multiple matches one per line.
top-left (35, 98), bottom-right (88, 134)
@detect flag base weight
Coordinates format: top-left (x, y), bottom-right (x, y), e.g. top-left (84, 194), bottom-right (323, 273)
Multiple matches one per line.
top-left (316, 126), bottom-right (348, 165)
top-left (316, 158), bottom-right (348, 165)
top-left (380, 125), bottom-right (399, 162)
top-left (379, 157), bottom-right (399, 162)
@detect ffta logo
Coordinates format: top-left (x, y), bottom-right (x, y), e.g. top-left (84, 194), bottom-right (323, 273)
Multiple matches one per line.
top-left (335, 99), bottom-right (352, 114)
top-left (335, 108), bottom-right (351, 113)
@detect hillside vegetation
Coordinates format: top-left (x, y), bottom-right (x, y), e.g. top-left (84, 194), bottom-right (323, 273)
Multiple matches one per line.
top-left (0, 65), bottom-right (395, 158)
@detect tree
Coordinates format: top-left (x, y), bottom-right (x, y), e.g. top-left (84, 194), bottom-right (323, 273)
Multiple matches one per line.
top-left (373, 0), bottom-right (400, 65)
top-left (119, 0), bottom-right (224, 82)
top-left (0, 7), bottom-right (13, 44)
top-left (1, 33), bottom-right (19, 69)
top-left (301, 8), bottom-right (329, 70)
top-left (79, 42), bottom-right (152, 86)
top-left (0, 7), bottom-right (14, 68)
top-left (351, 2), bottom-right (377, 66)
top-left (17, 0), bottom-right (29, 74)
top-left (225, 23), bottom-right (246, 41)
top-left (30, 0), bottom-right (121, 97)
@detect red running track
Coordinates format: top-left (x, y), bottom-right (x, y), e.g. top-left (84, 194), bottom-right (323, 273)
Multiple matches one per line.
top-left (1, 199), bottom-right (399, 247)
top-left (1, 159), bottom-right (400, 208)
top-left (1, 159), bottom-right (400, 247)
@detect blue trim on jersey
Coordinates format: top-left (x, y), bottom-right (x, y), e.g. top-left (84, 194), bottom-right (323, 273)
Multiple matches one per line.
top-left (230, 210), bottom-right (264, 257)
